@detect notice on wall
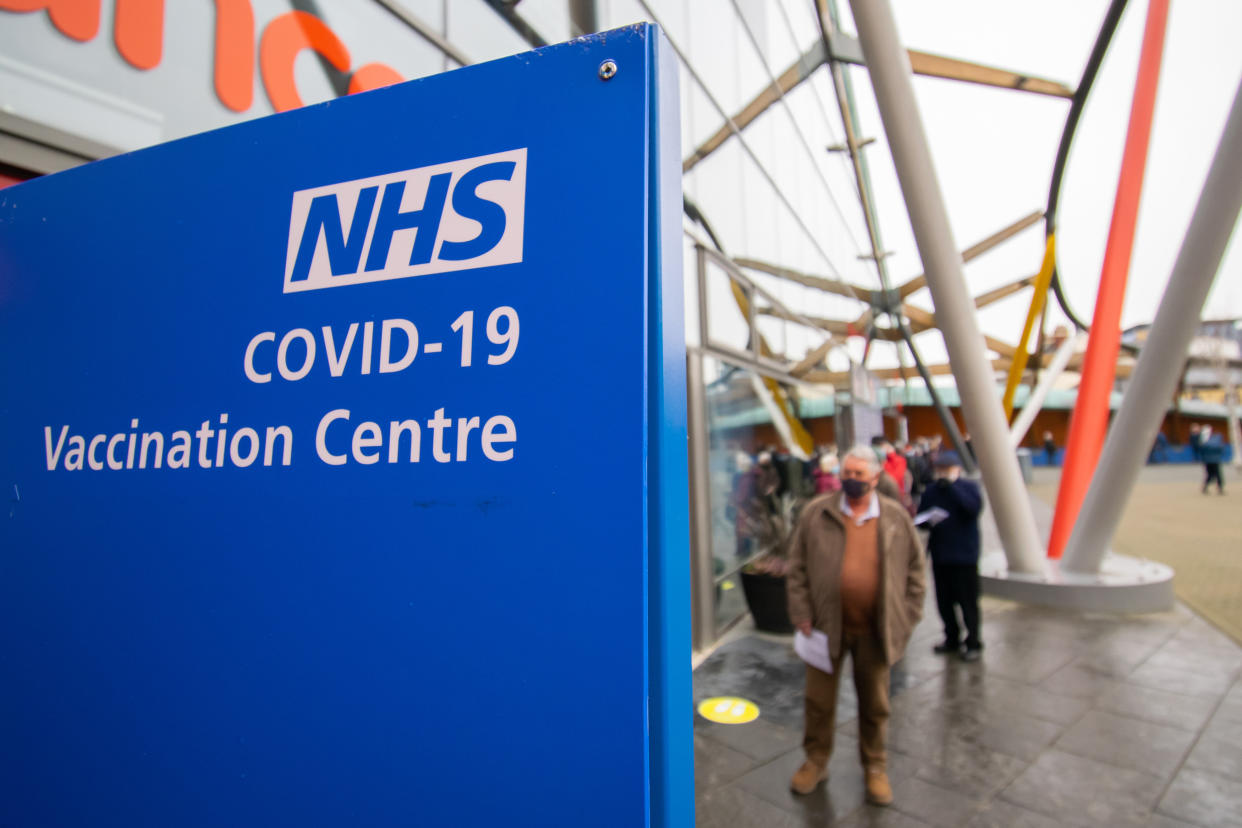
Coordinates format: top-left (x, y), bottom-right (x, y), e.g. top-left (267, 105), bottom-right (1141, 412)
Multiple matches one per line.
top-left (1, 25), bottom-right (690, 828)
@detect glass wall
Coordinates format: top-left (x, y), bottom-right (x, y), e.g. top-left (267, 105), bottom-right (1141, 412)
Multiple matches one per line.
top-left (698, 355), bottom-right (825, 638)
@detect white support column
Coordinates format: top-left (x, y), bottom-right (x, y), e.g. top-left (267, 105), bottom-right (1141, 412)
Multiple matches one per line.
top-left (1064, 78), bottom-right (1242, 573)
top-left (1010, 333), bottom-right (1085, 449)
top-left (848, 0), bottom-right (1044, 573)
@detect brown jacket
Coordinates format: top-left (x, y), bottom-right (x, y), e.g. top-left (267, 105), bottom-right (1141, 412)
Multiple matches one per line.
top-left (786, 491), bottom-right (926, 665)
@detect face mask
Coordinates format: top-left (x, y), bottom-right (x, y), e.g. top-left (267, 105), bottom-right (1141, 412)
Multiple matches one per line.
top-left (841, 478), bottom-right (870, 499)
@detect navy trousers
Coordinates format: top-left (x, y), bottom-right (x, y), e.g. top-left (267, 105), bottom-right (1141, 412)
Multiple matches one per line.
top-left (932, 563), bottom-right (981, 650)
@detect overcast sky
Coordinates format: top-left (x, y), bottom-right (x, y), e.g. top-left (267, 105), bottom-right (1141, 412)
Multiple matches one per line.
top-left (867, 0), bottom-right (1242, 339)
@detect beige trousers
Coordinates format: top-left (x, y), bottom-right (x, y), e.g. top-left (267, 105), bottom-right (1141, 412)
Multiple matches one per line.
top-left (802, 629), bottom-right (890, 770)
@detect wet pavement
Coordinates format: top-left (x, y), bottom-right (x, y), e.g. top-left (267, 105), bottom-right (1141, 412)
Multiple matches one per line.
top-left (695, 596), bottom-right (1242, 827)
top-left (694, 469), bottom-right (1242, 827)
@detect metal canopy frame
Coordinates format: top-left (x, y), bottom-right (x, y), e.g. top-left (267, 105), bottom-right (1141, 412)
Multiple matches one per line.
top-left (293, 0), bottom-right (1165, 640)
top-left (691, 234), bottom-right (838, 388)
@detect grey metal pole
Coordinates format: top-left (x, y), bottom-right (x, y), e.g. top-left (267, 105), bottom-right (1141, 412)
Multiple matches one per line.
top-left (848, 0), bottom-right (1044, 574)
top-left (1063, 78), bottom-right (1242, 573)
top-left (896, 318), bottom-right (976, 474)
top-left (685, 349), bottom-right (717, 651)
top-left (568, 0), bottom-right (598, 37)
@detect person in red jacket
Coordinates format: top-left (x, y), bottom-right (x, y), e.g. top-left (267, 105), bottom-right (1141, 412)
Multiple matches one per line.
top-left (881, 442), bottom-right (907, 493)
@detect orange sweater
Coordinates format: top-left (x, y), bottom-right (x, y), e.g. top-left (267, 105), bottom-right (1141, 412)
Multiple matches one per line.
top-left (839, 517), bottom-right (880, 633)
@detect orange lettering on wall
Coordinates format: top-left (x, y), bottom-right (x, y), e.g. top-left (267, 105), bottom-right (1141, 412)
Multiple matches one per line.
top-left (0, 0), bottom-right (100, 42)
top-left (347, 62), bottom-right (404, 95)
top-left (114, 0), bottom-right (163, 69)
top-left (214, 0), bottom-right (254, 112)
top-left (4, 0), bottom-right (407, 115)
top-left (259, 10), bottom-right (349, 113)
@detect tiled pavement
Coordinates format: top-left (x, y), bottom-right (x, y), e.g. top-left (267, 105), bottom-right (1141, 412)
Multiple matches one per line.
top-left (694, 572), bottom-right (1242, 826)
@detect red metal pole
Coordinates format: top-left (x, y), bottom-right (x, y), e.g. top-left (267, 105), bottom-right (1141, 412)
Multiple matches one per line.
top-left (1047, 0), bottom-right (1169, 559)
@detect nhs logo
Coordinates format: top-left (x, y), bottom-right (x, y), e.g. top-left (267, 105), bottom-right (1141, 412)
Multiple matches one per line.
top-left (284, 149), bottom-right (526, 293)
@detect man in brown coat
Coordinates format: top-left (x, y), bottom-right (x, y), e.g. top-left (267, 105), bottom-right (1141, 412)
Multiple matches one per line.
top-left (786, 444), bottom-right (926, 805)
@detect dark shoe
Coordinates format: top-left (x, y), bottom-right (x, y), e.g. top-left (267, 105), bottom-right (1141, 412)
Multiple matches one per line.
top-left (961, 647), bottom-right (982, 662)
top-left (864, 767), bottom-right (893, 805)
top-left (790, 759), bottom-right (828, 795)
top-left (933, 641), bottom-right (961, 655)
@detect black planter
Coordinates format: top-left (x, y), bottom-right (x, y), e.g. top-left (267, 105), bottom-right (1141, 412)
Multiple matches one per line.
top-left (740, 570), bottom-right (793, 634)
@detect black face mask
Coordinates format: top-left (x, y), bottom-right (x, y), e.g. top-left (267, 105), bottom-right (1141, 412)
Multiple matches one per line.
top-left (841, 478), bottom-right (870, 500)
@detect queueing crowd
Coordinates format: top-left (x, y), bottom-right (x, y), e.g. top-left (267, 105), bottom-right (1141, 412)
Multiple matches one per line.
top-left (727, 439), bottom-right (919, 569)
top-left (804, 434), bottom-right (958, 511)
top-left (730, 435), bottom-right (961, 519)
top-left (728, 436), bottom-right (984, 808)
top-left (726, 426), bottom-right (1229, 808)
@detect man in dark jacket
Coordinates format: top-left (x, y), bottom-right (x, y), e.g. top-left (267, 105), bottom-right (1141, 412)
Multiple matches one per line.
top-left (1199, 427), bottom-right (1226, 494)
top-left (917, 451), bottom-right (984, 661)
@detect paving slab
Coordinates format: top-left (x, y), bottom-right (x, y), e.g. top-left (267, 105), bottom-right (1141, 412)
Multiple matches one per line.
top-left (963, 798), bottom-right (1063, 828)
top-left (1156, 766), bottom-right (1242, 828)
top-left (696, 784), bottom-right (810, 828)
top-left (1183, 712), bottom-right (1242, 781)
top-left (1053, 709), bottom-right (1198, 778)
top-left (694, 731), bottom-right (758, 795)
top-left (1091, 682), bottom-right (1219, 732)
top-left (887, 776), bottom-right (982, 828)
top-left (1000, 749), bottom-right (1163, 827)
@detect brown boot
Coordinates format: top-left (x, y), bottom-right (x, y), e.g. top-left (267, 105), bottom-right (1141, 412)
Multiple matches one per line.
top-left (790, 759), bottom-right (828, 795)
top-left (864, 767), bottom-right (892, 805)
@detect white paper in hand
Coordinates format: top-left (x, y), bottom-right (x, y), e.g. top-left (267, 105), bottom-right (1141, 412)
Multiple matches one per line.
top-left (793, 629), bottom-right (833, 674)
top-left (914, 506), bottom-right (950, 527)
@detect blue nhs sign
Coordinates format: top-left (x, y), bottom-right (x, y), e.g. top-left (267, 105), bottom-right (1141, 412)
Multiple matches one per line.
top-left (0, 25), bottom-right (690, 828)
